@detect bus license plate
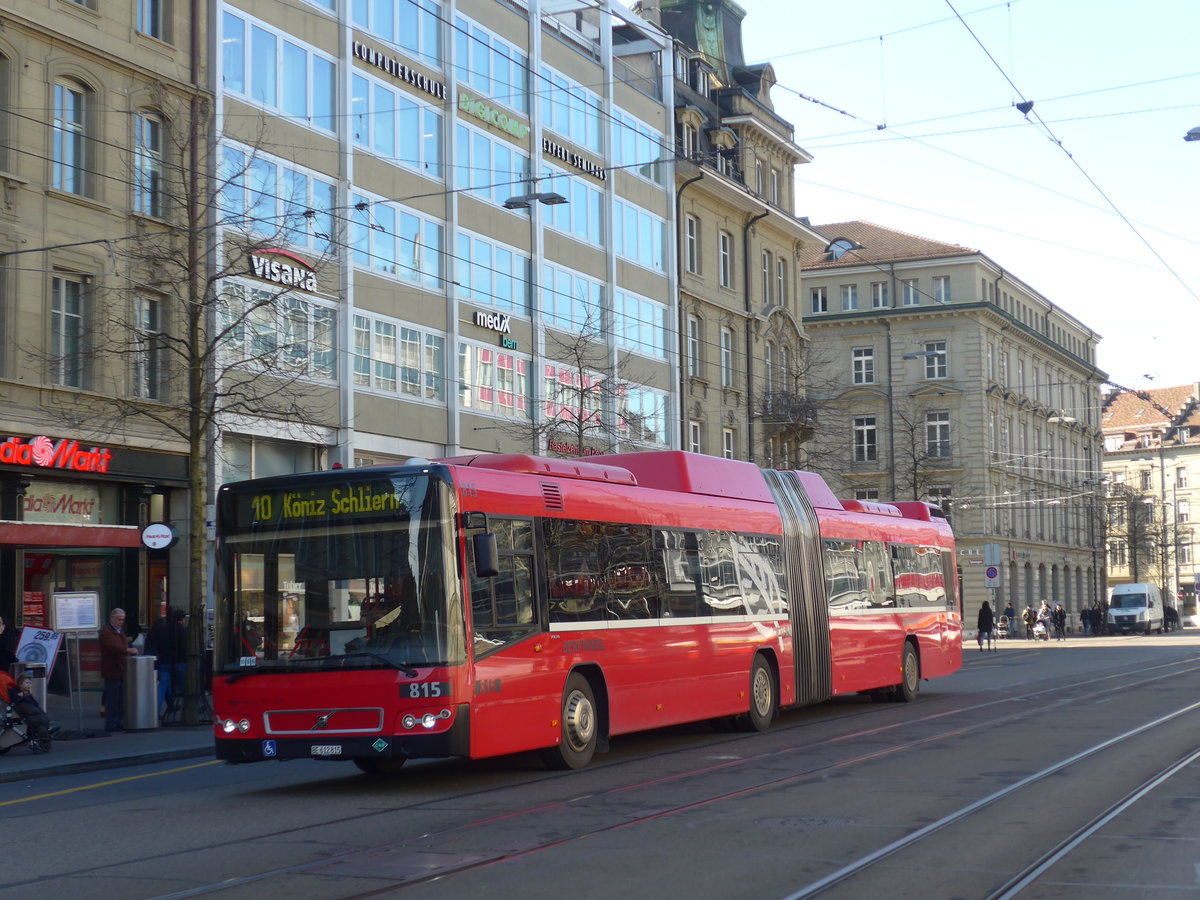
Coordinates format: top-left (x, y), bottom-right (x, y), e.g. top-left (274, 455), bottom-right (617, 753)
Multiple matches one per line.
top-left (311, 744), bottom-right (342, 757)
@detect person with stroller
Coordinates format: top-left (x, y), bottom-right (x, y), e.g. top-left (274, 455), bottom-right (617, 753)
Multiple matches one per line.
top-left (1035, 601), bottom-right (1052, 641)
top-left (0, 671), bottom-right (53, 753)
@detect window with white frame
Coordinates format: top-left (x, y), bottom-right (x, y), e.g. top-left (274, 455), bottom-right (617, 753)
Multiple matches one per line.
top-left (137, 0), bottom-right (168, 40)
top-left (455, 15), bottom-right (529, 112)
top-left (133, 113), bottom-right (163, 217)
top-left (854, 488), bottom-right (880, 501)
top-left (1108, 540), bottom-right (1127, 568)
top-left (224, 282), bottom-right (337, 380)
top-left (755, 159), bottom-right (764, 194)
top-left (542, 263), bottom-right (603, 332)
top-left (453, 122), bottom-right (531, 210)
top-left (770, 169), bottom-right (780, 205)
top-left (924, 340), bottom-right (948, 379)
top-left (926, 410), bottom-right (951, 458)
top-left (811, 286), bottom-right (827, 313)
top-left (353, 313), bottom-right (443, 400)
top-left (688, 420), bottom-right (701, 454)
top-left (540, 65), bottom-right (602, 152)
top-left (852, 347), bottom-right (874, 385)
top-left (1180, 541), bottom-right (1193, 566)
top-left (871, 281), bottom-right (888, 308)
top-left (684, 215), bottom-right (699, 273)
top-left (722, 427), bottom-right (735, 459)
top-left (52, 81), bottom-right (88, 195)
top-left (351, 192), bottom-right (444, 287)
top-left (613, 109), bottom-right (666, 185)
top-left (776, 258), bottom-right (788, 305)
top-left (619, 385), bottom-right (670, 446)
top-left (455, 231), bottom-right (531, 314)
top-left (51, 274), bottom-right (86, 388)
top-left (901, 278), bottom-right (919, 306)
top-left (1178, 499), bottom-right (1190, 523)
top-left (614, 290), bottom-right (667, 359)
top-left (761, 251), bottom-right (772, 304)
top-left (677, 121), bottom-right (696, 159)
top-left (221, 11), bottom-right (336, 132)
top-left (719, 231), bottom-right (732, 287)
top-left (221, 145), bottom-right (336, 252)
top-left (764, 342), bottom-right (775, 395)
top-left (686, 315), bottom-right (701, 377)
top-left (351, 0), bottom-right (442, 65)
top-left (541, 164), bottom-right (604, 246)
top-left (720, 327), bottom-right (734, 387)
top-left (933, 275), bottom-right (951, 304)
top-left (352, 73), bottom-right (443, 177)
top-left (614, 199), bottom-right (666, 272)
top-left (853, 416), bottom-right (877, 462)
top-left (458, 341), bottom-right (529, 418)
top-left (1177, 466), bottom-right (1189, 488)
top-left (926, 484), bottom-right (952, 507)
top-left (841, 284), bottom-right (858, 311)
top-left (133, 296), bottom-right (164, 400)
top-left (543, 364), bottom-right (601, 429)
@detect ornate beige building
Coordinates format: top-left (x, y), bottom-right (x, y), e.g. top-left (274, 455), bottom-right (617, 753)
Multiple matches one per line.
top-left (799, 221), bottom-right (1106, 628)
top-left (641, 0), bottom-right (825, 465)
top-left (1102, 384), bottom-right (1200, 619)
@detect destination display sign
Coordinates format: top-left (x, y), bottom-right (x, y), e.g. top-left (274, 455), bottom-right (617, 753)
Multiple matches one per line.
top-left (223, 475), bottom-right (426, 532)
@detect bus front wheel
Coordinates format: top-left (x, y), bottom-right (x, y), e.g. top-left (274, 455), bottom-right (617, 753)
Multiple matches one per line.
top-left (541, 673), bottom-right (598, 770)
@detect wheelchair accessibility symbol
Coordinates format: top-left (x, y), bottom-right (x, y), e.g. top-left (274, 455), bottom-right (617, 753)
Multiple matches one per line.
top-left (263, 740), bottom-right (277, 758)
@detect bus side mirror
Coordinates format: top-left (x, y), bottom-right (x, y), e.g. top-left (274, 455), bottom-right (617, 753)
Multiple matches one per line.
top-left (473, 533), bottom-right (500, 578)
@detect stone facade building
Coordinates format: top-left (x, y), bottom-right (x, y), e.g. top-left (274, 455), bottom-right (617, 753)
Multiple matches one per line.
top-left (799, 221), bottom-right (1106, 629)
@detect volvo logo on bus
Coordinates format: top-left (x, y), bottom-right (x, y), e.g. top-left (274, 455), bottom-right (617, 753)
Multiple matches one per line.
top-left (312, 711), bottom-right (336, 731)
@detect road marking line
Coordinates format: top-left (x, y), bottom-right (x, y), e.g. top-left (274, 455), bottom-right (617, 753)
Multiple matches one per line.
top-left (0, 759), bottom-right (220, 806)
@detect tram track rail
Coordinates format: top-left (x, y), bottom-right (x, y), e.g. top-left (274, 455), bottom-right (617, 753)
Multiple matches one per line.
top-left (123, 652), bottom-right (1200, 900)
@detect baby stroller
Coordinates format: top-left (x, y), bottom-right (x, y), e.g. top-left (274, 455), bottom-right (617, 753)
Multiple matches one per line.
top-left (0, 672), bottom-right (52, 754)
top-left (1033, 619), bottom-right (1050, 641)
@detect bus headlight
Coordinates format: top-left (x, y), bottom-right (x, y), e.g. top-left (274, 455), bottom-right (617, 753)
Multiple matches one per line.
top-left (221, 718), bottom-right (237, 734)
top-left (237, 719), bottom-right (251, 733)
top-left (402, 714), bottom-right (417, 729)
top-left (421, 713), bottom-right (438, 729)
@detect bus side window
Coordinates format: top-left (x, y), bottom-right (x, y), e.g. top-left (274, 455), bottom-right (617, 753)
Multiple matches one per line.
top-left (468, 518), bottom-right (537, 656)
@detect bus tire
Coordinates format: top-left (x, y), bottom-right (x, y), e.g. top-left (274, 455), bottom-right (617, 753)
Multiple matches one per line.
top-left (354, 757), bottom-right (407, 776)
top-left (890, 642), bottom-right (920, 703)
top-left (541, 673), bottom-right (598, 770)
top-left (736, 655), bottom-right (776, 732)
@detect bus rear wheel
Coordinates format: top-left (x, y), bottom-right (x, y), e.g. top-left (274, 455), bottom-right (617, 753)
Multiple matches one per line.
top-left (541, 673), bottom-right (598, 770)
top-left (889, 642), bottom-right (920, 703)
top-left (354, 757), bottom-right (407, 776)
top-left (736, 655), bottom-right (776, 732)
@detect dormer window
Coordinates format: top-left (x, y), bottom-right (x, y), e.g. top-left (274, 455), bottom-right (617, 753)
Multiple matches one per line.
top-left (827, 238), bottom-right (857, 261)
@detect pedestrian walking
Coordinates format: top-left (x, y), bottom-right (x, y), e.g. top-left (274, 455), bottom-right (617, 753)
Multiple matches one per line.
top-left (145, 608), bottom-right (187, 722)
top-left (977, 601), bottom-right (996, 652)
top-left (1052, 602), bottom-right (1067, 641)
top-left (1003, 602), bottom-right (1016, 638)
top-left (1022, 604), bottom-right (1036, 639)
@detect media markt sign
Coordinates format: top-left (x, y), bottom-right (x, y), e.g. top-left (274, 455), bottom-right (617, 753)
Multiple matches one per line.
top-left (141, 523), bottom-right (177, 550)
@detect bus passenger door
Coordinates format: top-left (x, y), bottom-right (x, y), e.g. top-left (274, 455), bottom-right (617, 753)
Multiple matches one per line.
top-left (466, 518), bottom-right (555, 758)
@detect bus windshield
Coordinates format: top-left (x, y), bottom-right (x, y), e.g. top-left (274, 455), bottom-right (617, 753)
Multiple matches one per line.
top-left (214, 472), bottom-right (462, 674)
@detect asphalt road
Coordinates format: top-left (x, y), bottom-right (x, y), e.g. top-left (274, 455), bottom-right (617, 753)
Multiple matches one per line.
top-left (5, 631), bottom-right (1200, 900)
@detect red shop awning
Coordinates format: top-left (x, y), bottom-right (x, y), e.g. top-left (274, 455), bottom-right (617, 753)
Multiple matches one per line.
top-left (0, 521), bottom-right (142, 548)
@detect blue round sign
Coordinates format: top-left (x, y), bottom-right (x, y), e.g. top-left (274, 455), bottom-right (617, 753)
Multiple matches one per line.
top-left (985, 566), bottom-right (999, 579)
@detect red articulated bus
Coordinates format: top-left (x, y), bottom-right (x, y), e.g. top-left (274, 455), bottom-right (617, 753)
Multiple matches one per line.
top-left (212, 451), bottom-right (961, 774)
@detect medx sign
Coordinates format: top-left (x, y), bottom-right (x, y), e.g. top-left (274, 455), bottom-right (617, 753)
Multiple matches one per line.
top-left (473, 311), bottom-right (511, 334)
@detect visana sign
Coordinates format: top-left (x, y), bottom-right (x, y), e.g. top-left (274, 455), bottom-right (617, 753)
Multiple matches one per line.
top-left (249, 249), bottom-right (318, 292)
top-left (0, 436), bottom-right (112, 473)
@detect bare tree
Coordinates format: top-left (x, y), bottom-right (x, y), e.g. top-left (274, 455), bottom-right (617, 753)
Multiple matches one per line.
top-left (493, 308), bottom-right (666, 457)
top-left (32, 99), bottom-right (339, 722)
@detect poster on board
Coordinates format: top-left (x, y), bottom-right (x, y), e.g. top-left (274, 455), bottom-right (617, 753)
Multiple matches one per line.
top-left (53, 591), bottom-right (100, 632)
top-left (16, 626), bottom-right (64, 678)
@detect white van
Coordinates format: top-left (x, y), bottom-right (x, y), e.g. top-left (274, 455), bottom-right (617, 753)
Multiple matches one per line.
top-left (1107, 583), bottom-right (1164, 635)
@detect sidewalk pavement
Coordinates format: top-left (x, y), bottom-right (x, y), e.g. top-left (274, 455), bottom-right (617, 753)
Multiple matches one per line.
top-left (0, 691), bottom-right (212, 785)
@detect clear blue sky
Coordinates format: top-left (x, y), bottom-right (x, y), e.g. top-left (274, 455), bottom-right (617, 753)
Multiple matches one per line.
top-left (739, 0), bottom-right (1200, 391)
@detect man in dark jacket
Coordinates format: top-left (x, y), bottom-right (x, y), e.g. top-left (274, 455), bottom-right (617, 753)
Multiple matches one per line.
top-left (145, 608), bottom-right (187, 721)
top-left (99, 608), bottom-right (137, 731)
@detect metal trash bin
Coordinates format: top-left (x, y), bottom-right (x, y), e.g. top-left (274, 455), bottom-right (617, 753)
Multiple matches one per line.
top-left (124, 654), bottom-right (158, 730)
top-left (10, 662), bottom-right (47, 710)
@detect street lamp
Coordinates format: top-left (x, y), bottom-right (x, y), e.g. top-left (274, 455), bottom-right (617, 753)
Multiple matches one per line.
top-left (503, 191), bottom-right (568, 210)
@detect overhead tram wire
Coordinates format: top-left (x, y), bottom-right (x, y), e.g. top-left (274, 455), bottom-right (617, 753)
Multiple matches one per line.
top-left (942, 0), bottom-right (1200, 305)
